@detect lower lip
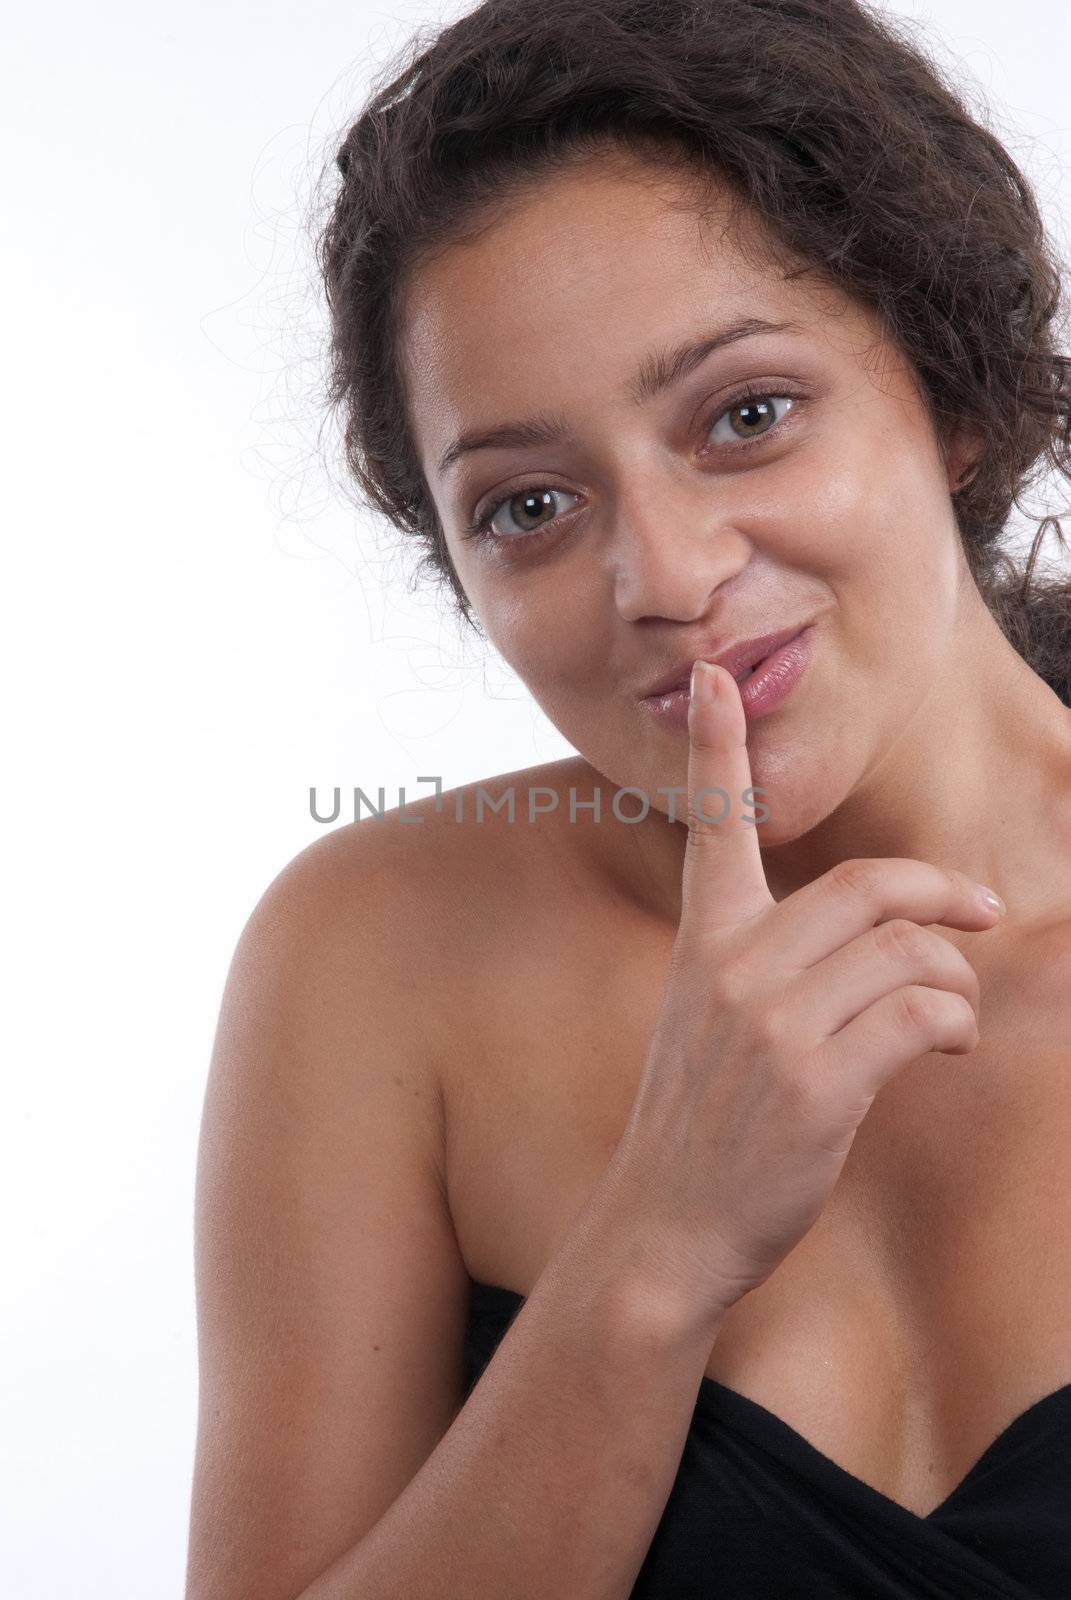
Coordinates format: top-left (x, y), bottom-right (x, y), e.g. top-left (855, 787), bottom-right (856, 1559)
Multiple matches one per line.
top-left (640, 625), bottom-right (816, 731)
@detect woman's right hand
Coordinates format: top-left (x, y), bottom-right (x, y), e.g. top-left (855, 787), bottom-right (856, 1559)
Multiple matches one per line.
top-left (610, 657), bottom-right (1005, 1331)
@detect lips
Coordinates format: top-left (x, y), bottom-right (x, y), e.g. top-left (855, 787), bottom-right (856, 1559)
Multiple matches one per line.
top-left (641, 623), bottom-right (811, 700)
top-left (640, 624), bottom-right (817, 728)
top-left (726, 646), bottom-right (776, 686)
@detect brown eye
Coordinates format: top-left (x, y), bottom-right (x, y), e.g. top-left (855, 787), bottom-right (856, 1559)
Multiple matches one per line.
top-left (500, 490), bottom-right (558, 533)
top-left (474, 487), bottom-right (580, 542)
top-left (708, 393), bottom-right (795, 447)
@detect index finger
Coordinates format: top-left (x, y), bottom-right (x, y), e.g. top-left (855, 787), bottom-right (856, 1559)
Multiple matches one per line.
top-left (681, 660), bottom-right (773, 935)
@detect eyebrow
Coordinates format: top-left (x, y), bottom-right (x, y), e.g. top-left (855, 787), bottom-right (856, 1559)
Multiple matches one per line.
top-left (435, 315), bottom-right (803, 477)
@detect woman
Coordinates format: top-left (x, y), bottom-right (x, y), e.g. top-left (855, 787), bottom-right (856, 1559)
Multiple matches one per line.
top-left (187, 1), bottom-right (1071, 1597)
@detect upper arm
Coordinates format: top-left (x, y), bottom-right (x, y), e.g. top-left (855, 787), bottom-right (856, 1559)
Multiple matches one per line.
top-left (185, 825), bottom-right (472, 1600)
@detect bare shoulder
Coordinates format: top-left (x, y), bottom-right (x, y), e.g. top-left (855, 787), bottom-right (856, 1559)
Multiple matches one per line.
top-left (187, 763), bottom-right (591, 1600)
top-left (243, 750), bottom-right (602, 1082)
top-left (279, 751), bottom-right (602, 937)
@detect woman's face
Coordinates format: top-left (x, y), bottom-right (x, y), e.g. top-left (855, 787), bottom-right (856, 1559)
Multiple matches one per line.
top-left (400, 147), bottom-right (980, 842)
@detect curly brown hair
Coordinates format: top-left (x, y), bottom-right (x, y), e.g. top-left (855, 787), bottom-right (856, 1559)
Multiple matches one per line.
top-left (314, 0), bottom-right (1071, 706)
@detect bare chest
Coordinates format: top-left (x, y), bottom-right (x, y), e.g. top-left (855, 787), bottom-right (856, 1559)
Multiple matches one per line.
top-left (443, 911), bottom-right (1071, 1519)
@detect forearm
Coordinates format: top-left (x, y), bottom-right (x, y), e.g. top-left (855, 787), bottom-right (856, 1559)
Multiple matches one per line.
top-left (298, 1160), bottom-right (726, 1600)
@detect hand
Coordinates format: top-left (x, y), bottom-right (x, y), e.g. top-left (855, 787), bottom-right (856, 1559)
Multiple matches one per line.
top-left (609, 658), bottom-right (1004, 1332)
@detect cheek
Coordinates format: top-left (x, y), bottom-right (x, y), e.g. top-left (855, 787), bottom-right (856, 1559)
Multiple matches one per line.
top-left (471, 550), bottom-right (608, 681)
top-left (483, 599), bottom-right (596, 699)
top-left (764, 452), bottom-right (867, 579)
top-left (781, 434), bottom-right (953, 597)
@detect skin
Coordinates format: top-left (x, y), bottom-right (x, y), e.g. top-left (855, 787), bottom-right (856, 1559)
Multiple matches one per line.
top-left (384, 146), bottom-right (1071, 1524)
top-left (400, 142), bottom-right (1071, 946)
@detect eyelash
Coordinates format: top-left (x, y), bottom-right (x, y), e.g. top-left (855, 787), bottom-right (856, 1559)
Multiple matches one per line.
top-left (461, 385), bottom-right (806, 549)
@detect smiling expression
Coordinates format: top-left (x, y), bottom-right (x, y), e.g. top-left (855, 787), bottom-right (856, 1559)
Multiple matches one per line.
top-left (398, 145), bottom-right (981, 841)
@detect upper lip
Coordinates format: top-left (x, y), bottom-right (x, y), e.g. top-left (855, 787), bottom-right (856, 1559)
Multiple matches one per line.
top-left (640, 622), bottom-right (812, 699)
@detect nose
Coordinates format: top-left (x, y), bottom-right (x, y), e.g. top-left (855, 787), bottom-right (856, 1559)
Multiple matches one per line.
top-left (609, 485), bottom-right (753, 622)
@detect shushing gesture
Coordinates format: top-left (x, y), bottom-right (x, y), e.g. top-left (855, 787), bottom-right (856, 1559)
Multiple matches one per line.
top-left (610, 657), bottom-right (1006, 1335)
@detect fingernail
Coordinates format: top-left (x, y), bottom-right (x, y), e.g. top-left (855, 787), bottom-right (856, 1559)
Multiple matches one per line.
top-left (979, 887), bottom-right (1006, 916)
top-left (691, 660), bottom-right (715, 705)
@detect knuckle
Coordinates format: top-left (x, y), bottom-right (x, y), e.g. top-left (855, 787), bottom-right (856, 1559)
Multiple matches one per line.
top-left (955, 992), bottom-right (979, 1030)
top-left (934, 941), bottom-right (981, 1015)
top-left (831, 857), bottom-right (882, 902)
top-left (877, 917), bottom-right (930, 968)
top-left (894, 984), bottom-right (941, 1036)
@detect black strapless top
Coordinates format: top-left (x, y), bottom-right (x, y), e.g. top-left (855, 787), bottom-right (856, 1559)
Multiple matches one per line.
top-left (465, 1278), bottom-right (1071, 1598)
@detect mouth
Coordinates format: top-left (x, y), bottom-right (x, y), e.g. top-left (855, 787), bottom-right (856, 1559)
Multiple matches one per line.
top-left (639, 622), bottom-right (818, 727)
top-left (639, 622), bottom-right (813, 702)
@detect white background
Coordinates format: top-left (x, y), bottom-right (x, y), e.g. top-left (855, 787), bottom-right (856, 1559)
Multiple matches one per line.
top-left (3, 2), bottom-right (1069, 1594)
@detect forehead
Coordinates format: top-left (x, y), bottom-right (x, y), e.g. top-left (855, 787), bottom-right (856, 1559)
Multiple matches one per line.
top-left (399, 152), bottom-right (883, 474)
